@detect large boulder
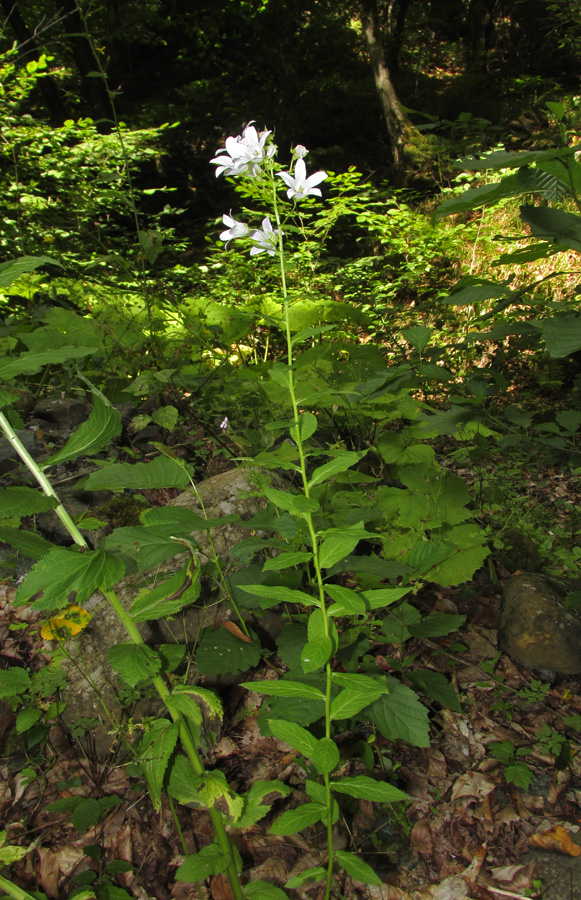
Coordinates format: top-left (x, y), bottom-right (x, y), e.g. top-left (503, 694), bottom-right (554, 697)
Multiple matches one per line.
top-left (499, 573), bottom-right (581, 676)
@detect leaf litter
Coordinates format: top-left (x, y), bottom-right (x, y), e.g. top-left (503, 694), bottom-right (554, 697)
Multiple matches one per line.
top-left (1, 557), bottom-right (581, 899)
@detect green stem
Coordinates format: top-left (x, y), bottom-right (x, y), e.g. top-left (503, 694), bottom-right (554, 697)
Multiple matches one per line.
top-left (270, 173), bottom-right (335, 900)
top-left (0, 872), bottom-right (39, 900)
top-left (0, 411), bottom-right (88, 548)
top-left (101, 588), bottom-right (244, 900)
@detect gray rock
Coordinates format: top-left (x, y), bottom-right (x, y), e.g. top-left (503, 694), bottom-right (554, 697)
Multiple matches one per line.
top-left (56, 467), bottom-right (285, 754)
top-left (499, 573), bottom-right (581, 675)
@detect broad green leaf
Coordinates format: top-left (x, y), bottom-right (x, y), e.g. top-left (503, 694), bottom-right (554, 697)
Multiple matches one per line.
top-left (401, 325), bottom-right (433, 353)
top-left (262, 550), bottom-right (313, 572)
top-left (244, 880), bottom-right (289, 900)
top-left (139, 719), bottom-right (180, 811)
top-left (108, 643), bottom-right (162, 687)
top-left (197, 770), bottom-right (244, 821)
top-left (42, 394), bottom-right (121, 468)
top-left (15, 548), bottom-right (124, 612)
top-left (435, 172), bottom-right (526, 217)
top-left (319, 533), bottom-right (362, 569)
top-left (84, 454), bottom-right (191, 491)
top-left (376, 433), bottom-right (435, 465)
top-left (104, 525), bottom-right (198, 572)
top-left (312, 737), bottom-right (340, 775)
top-left (331, 688), bottom-right (383, 720)
top-left (332, 673), bottom-right (389, 694)
top-left (129, 557), bottom-right (200, 622)
top-left (369, 680), bottom-right (430, 747)
top-left (16, 707), bottom-right (43, 733)
top-left (237, 781), bottom-right (292, 829)
top-left (254, 446), bottom-right (301, 472)
top-left (540, 314), bottom-right (581, 358)
top-left (428, 525), bottom-right (489, 586)
top-left (268, 719), bottom-right (318, 757)
top-left (331, 775), bottom-right (408, 803)
top-left (0, 487), bottom-right (58, 518)
top-left (269, 802), bottom-right (326, 836)
top-left (0, 667), bottom-right (31, 699)
top-left (238, 584), bottom-right (318, 607)
top-left (407, 670), bottom-right (461, 712)
top-left (0, 524), bottom-right (56, 562)
top-left (151, 405), bottom-right (179, 431)
top-left (167, 754), bottom-right (201, 805)
top-left (458, 147), bottom-right (572, 171)
top-left (301, 635), bottom-right (332, 673)
top-left (168, 692), bottom-right (202, 730)
top-left (308, 451), bottom-right (366, 489)
top-left (520, 205), bottom-right (581, 252)
top-left (409, 612), bottom-right (466, 639)
top-left (325, 584), bottom-right (367, 615)
top-left (142, 506), bottom-right (239, 531)
top-left (0, 255), bottom-right (63, 288)
top-left (334, 850), bottom-right (382, 885)
top-left (290, 411), bottom-right (318, 443)
top-left (360, 587), bottom-right (410, 609)
top-left (196, 627), bottom-right (261, 675)
top-left (263, 487), bottom-right (319, 517)
top-left (176, 845), bottom-right (229, 882)
top-left (285, 867), bottom-right (326, 889)
top-left (0, 347), bottom-right (96, 381)
top-left (173, 684), bottom-right (223, 721)
top-left (0, 841), bottom-right (29, 865)
top-left (71, 798), bottom-right (102, 833)
top-left (240, 680), bottom-right (325, 700)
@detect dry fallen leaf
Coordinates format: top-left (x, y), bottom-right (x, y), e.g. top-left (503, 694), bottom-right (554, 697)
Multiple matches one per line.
top-left (451, 772), bottom-right (496, 803)
top-left (529, 824), bottom-right (581, 856)
top-left (410, 818), bottom-right (433, 855)
top-left (218, 621), bottom-right (252, 642)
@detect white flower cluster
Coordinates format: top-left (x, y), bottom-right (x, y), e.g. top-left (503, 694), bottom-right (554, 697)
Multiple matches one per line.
top-left (212, 123), bottom-right (327, 256)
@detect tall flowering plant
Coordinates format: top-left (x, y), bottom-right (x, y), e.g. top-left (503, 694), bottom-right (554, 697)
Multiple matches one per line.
top-left (211, 124), bottom-right (408, 899)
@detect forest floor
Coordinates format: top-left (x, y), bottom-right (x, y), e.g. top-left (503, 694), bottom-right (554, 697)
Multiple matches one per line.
top-left (1, 435), bottom-right (581, 900)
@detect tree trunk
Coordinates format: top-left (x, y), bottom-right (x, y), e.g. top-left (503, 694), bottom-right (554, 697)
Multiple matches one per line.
top-left (0, 0), bottom-right (68, 123)
top-left (359, 0), bottom-right (413, 170)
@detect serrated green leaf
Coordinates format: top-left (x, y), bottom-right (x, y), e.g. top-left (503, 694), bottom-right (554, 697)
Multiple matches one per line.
top-left (407, 670), bottom-right (461, 712)
top-left (173, 684), bottom-right (223, 720)
top-left (0, 842), bottom-right (30, 865)
top-left (0, 667), bottom-right (31, 699)
top-left (331, 775), bottom-right (408, 803)
top-left (142, 506), bottom-right (239, 531)
top-left (108, 644), bottom-right (162, 687)
top-left (520, 205), bottom-right (581, 252)
top-left (334, 850), bottom-right (382, 885)
top-left (312, 737), bottom-right (339, 775)
top-left (196, 627), bottom-right (261, 676)
top-left (540, 314), bottom-right (581, 358)
top-left (0, 487), bottom-right (58, 519)
top-left (325, 584), bottom-right (367, 615)
top-left (369, 680), bottom-right (430, 747)
top-left (360, 587), bottom-right (410, 609)
top-left (139, 719), bottom-right (180, 811)
top-left (238, 584), bottom-right (318, 607)
top-left (308, 451), bottom-right (366, 489)
top-left (319, 533), bottom-right (362, 569)
top-left (263, 487), bottom-right (319, 517)
top-left (84, 454), bottom-right (191, 491)
top-left (262, 551), bottom-right (313, 572)
top-left (269, 801), bottom-right (326, 836)
top-left (167, 754), bottom-right (200, 805)
top-left (268, 719), bottom-right (318, 757)
top-left (14, 548), bottom-right (124, 611)
top-left (244, 880), bottom-right (290, 900)
top-left (0, 347), bottom-right (96, 381)
top-left (176, 844), bottom-right (230, 882)
top-left (0, 526), bottom-right (57, 560)
top-left (104, 525), bottom-right (196, 572)
top-left (241, 680), bottom-right (325, 700)
top-left (237, 780), bottom-right (292, 829)
top-left (331, 687), bottom-right (382, 720)
top-left (42, 394), bottom-right (121, 469)
top-left (285, 867), bottom-right (326, 889)
top-left (130, 557), bottom-right (200, 622)
top-left (301, 635), bottom-right (332, 673)
top-left (71, 798), bottom-right (102, 833)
